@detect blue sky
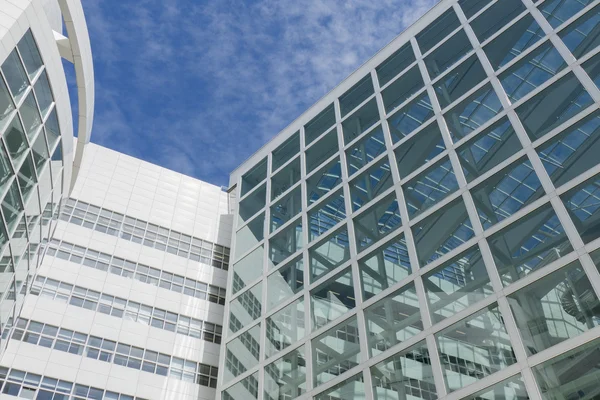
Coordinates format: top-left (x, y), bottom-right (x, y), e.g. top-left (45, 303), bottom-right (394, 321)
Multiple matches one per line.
top-left (82, 0), bottom-right (436, 187)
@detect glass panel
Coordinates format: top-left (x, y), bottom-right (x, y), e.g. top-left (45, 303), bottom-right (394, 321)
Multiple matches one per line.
top-left (239, 183), bottom-right (266, 227)
top-left (437, 303), bottom-right (517, 392)
top-left (387, 91), bottom-right (435, 143)
top-left (44, 109), bottom-right (60, 147)
top-left (312, 316), bottom-right (361, 386)
top-left (413, 198), bottom-right (475, 266)
top-left (234, 213), bottom-right (264, 259)
top-left (359, 233), bottom-right (412, 299)
top-left (222, 371), bottom-right (258, 400)
top-left (471, 157), bottom-right (544, 229)
top-left (4, 114), bottom-right (28, 164)
top-left (229, 283), bottom-right (262, 334)
top-left (404, 156), bottom-right (459, 218)
top-left (582, 51), bottom-right (600, 89)
top-left (532, 336), bottom-right (600, 400)
top-left (307, 157), bottom-right (342, 205)
top-left (272, 131), bottom-right (299, 172)
top-left (349, 156), bottom-right (393, 211)
top-left (305, 104), bottom-right (335, 145)
top-left (460, 375), bottom-right (528, 400)
top-left (424, 245), bottom-right (493, 323)
top-left (265, 298), bottom-right (305, 358)
top-left (561, 172), bottom-right (600, 244)
top-left (488, 203), bottom-right (572, 285)
top-left (444, 84), bottom-right (503, 141)
top-left (516, 73), bottom-right (594, 141)
top-left (17, 153), bottom-right (37, 201)
top-left (267, 256), bottom-right (303, 310)
top-left (395, 121), bottom-right (445, 179)
top-left (459, 0), bottom-right (492, 19)
top-left (425, 29), bottom-right (473, 80)
top-left (31, 127), bottom-right (49, 171)
top-left (306, 129), bottom-right (338, 174)
top-left (365, 283), bottom-right (422, 356)
top-left (382, 65), bottom-right (424, 113)
top-left (458, 117), bottom-right (522, 182)
top-left (269, 217), bottom-right (302, 269)
top-left (271, 157), bottom-right (300, 200)
top-left (309, 226), bottom-right (350, 281)
top-left (0, 143), bottom-right (12, 192)
top-left (371, 341), bottom-right (437, 400)
top-left (434, 55), bottom-right (487, 109)
top-left (354, 192), bottom-right (402, 253)
top-left (311, 268), bottom-right (355, 329)
top-left (232, 246), bottom-right (263, 295)
top-left (270, 186), bottom-right (301, 233)
top-left (33, 71), bottom-right (52, 117)
top-left (2, 50), bottom-right (28, 102)
top-left (508, 260), bottom-right (600, 355)
top-left (377, 43), bottom-right (416, 87)
top-left (538, 0), bottom-right (594, 28)
top-left (339, 74), bottom-right (374, 117)
top-left (499, 41), bottom-right (566, 103)
top-left (559, 4), bottom-right (600, 59)
top-left (471, 0), bottom-right (526, 43)
top-left (416, 8), bottom-right (461, 54)
top-left (19, 91), bottom-right (41, 138)
top-left (308, 189), bottom-right (346, 240)
top-left (315, 372), bottom-right (365, 400)
top-left (241, 158), bottom-right (267, 197)
top-left (2, 180), bottom-right (23, 233)
top-left (342, 99), bottom-right (379, 144)
top-left (224, 324), bottom-right (260, 381)
top-left (537, 110), bottom-right (600, 188)
top-left (346, 126), bottom-right (386, 176)
top-left (0, 75), bottom-right (14, 131)
top-left (17, 32), bottom-right (43, 79)
top-left (484, 14), bottom-right (545, 70)
top-left (264, 346), bottom-right (306, 399)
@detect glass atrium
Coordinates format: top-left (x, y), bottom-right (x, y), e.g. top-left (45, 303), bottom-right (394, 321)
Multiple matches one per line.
top-left (220, 0), bottom-right (600, 398)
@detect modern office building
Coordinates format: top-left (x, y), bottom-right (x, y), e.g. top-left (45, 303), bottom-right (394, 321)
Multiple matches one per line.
top-left (219, 0), bottom-right (600, 399)
top-left (0, 0), bottom-right (94, 360)
top-left (0, 142), bottom-right (232, 399)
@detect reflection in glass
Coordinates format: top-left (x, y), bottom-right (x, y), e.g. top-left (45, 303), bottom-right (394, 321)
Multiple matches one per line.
top-left (1, 180), bottom-right (23, 233)
top-left (459, 0), bottom-right (492, 19)
top-left (33, 70), bottom-right (53, 118)
top-left (346, 126), bottom-right (386, 176)
top-left (583, 51), bottom-right (600, 89)
top-left (434, 55), bottom-right (487, 109)
top-left (395, 121), bottom-right (445, 179)
top-left (234, 213), bottom-right (264, 259)
top-left (349, 157), bottom-right (393, 211)
top-left (382, 65), bottom-right (424, 113)
top-left (387, 91), bottom-right (435, 143)
top-left (308, 189), bottom-right (346, 240)
top-left (339, 74), bottom-right (374, 117)
top-left (267, 256), bottom-right (303, 310)
top-left (371, 341), bottom-right (437, 400)
top-left (16, 31), bottom-right (43, 79)
top-left (266, 298), bottom-right (305, 358)
top-left (360, 234), bottom-right (411, 299)
top-left (538, 0), bottom-right (594, 28)
top-left (315, 372), bottom-right (365, 400)
top-left (271, 157), bottom-right (300, 200)
top-left (561, 173), bottom-right (600, 244)
top-left (272, 131), bottom-right (300, 172)
top-left (470, 0), bottom-right (526, 43)
top-left (437, 304), bottom-right (516, 392)
top-left (270, 186), bottom-right (301, 233)
top-left (269, 218), bottom-right (302, 269)
top-left (223, 371), bottom-right (258, 400)
top-left (488, 204), bottom-right (572, 285)
top-left (229, 283), bottom-right (262, 334)
top-left (307, 157), bottom-right (342, 205)
top-left (264, 346), bottom-right (306, 400)
top-left (0, 75), bottom-right (14, 131)
top-left (311, 268), bottom-right (355, 329)
top-left (354, 192), bottom-right (401, 253)
top-left (305, 104), bottom-right (335, 145)
top-left (224, 323), bottom-right (260, 381)
top-left (424, 246), bottom-right (493, 323)
top-left (365, 283), bottom-right (422, 356)
top-left (238, 184), bottom-right (266, 225)
top-left (306, 129), bottom-right (338, 174)
top-left (312, 317), bottom-right (361, 386)
top-left (2, 50), bottom-right (28, 102)
top-left (310, 226), bottom-right (350, 281)
top-left (232, 246), bottom-right (263, 295)
top-left (425, 29), bottom-right (473, 80)
top-left (240, 158), bottom-right (266, 197)
top-left (342, 99), bottom-right (379, 144)
top-left (559, 4), bottom-right (600, 59)
top-left (416, 8), bottom-right (460, 54)
top-left (4, 114), bottom-right (28, 164)
top-left (19, 91), bottom-right (41, 139)
top-left (508, 260), bottom-right (600, 355)
top-left (460, 375), bottom-right (528, 400)
top-left (377, 43), bottom-right (416, 87)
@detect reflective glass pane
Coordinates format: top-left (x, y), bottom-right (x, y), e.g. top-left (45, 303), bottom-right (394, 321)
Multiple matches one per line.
top-left (459, 0), bottom-right (492, 19)
top-left (425, 29), bottom-right (473, 80)
top-left (0, 75), bottom-right (14, 130)
top-left (305, 104), bottom-right (335, 145)
top-left (306, 129), bottom-right (338, 174)
top-left (537, 110), bottom-right (600, 188)
top-left (266, 298), bottom-right (305, 358)
top-left (444, 84), bottom-right (503, 141)
top-left (349, 156), bottom-right (393, 211)
top-left (267, 256), bottom-right (303, 310)
top-left (307, 157), bottom-right (342, 205)
top-left (434, 55), bottom-right (487, 109)
top-left (311, 268), bottom-right (355, 329)
top-left (315, 372), bottom-right (365, 400)
top-left (224, 323), bottom-right (260, 381)
top-left (241, 158), bottom-right (266, 197)
top-left (31, 127), bottom-right (49, 172)
top-left (538, 0), bottom-right (594, 28)
top-left (238, 183), bottom-right (266, 225)
top-left (460, 375), bottom-right (528, 400)
top-left (561, 173), bottom-right (600, 244)
top-left (582, 51), bottom-right (600, 89)
top-left (33, 70), bottom-right (52, 118)
top-left (223, 372), bottom-right (258, 400)
top-left (559, 4), bottom-right (600, 59)
top-left (377, 43), bottom-right (416, 87)
top-left (232, 246), bottom-right (263, 295)
top-left (0, 143), bottom-right (12, 192)
top-left (270, 186), bottom-right (301, 233)
top-left (371, 341), bottom-right (437, 400)
top-left (395, 121), bottom-right (445, 179)
top-left (499, 41), bottom-right (566, 103)
top-left (437, 304), bottom-right (516, 392)
top-left (234, 213), bottom-right (264, 259)
top-left (404, 156), bottom-right (459, 218)
top-left (508, 260), bottom-right (600, 355)
top-left (417, 8), bottom-right (461, 54)
top-left (19, 91), bottom-right (41, 138)
top-left (312, 316), bottom-right (361, 386)
top-left (2, 50), bottom-right (28, 102)
top-left (365, 283), bottom-right (422, 356)
top-left (354, 192), bottom-right (401, 253)
top-left (471, 0), bottom-right (526, 43)
top-left (17, 31), bottom-right (43, 79)
top-left (346, 126), bottom-right (386, 176)
top-left (309, 226), bottom-right (350, 281)
top-left (359, 233), bottom-right (412, 299)
top-left (382, 65), bottom-right (424, 113)
top-left (308, 189), bottom-right (345, 240)
top-left (4, 114), bottom-right (28, 164)
top-left (488, 203), bottom-right (572, 285)
top-left (269, 217), bottom-right (302, 269)
top-left (413, 198), bottom-right (475, 266)
top-left (516, 72), bottom-right (594, 141)
top-left (272, 132), bottom-right (299, 172)
top-left (342, 99), bottom-right (379, 144)
top-left (271, 157), bottom-right (300, 200)
top-left (484, 14), bottom-right (545, 70)
top-left (339, 74), bottom-right (374, 117)
top-left (264, 346), bottom-right (306, 400)
top-left (229, 283), bottom-right (262, 334)
top-left (471, 157), bottom-right (544, 229)
top-left (387, 91), bottom-right (435, 143)
top-left (44, 109), bottom-right (60, 147)
top-left (424, 245), bottom-right (493, 323)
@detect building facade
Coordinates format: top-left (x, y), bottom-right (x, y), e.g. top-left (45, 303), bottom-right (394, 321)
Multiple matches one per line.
top-left (0, 0), bottom-right (94, 360)
top-left (0, 143), bottom-right (233, 399)
top-left (219, 0), bottom-right (600, 399)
